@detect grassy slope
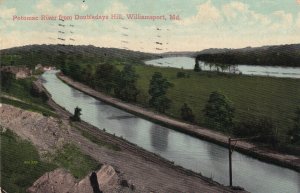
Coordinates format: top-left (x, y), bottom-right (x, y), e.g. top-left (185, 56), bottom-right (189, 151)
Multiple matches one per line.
top-left (133, 65), bottom-right (300, 135)
top-left (1, 129), bottom-right (56, 193)
top-left (0, 128), bottom-right (101, 192)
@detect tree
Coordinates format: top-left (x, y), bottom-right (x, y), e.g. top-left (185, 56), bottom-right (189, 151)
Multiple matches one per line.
top-left (180, 103), bottom-right (195, 123)
top-left (70, 106), bottom-right (82, 121)
top-left (203, 91), bottom-right (235, 131)
top-left (194, 58), bottom-right (201, 72)
top-left (94, 63), bottom-right (119, 93)
top-left (233, 117), bottom-right (278, 146)
top-left (68, 62), bottom-right (82, 81)
top-left (81, 64), bottom-right (95, 87)
top-left (60, 60), bottom-right (69, 75)
top-left (114, 64), bottom-right (139, 102)
top-left (1, 71), bottom-right (15, 91)
top-left (289, 107), bottom-right (300, 144)
top-left (148, 72), bottom-right (173, 113)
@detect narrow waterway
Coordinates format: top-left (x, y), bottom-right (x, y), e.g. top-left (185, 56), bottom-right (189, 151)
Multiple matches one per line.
top-left (42, 71), bottom-right (300, 193)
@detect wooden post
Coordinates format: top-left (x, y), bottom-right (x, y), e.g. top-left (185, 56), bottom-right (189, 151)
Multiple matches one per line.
top-left (228, 137), bottom-right (232, 187)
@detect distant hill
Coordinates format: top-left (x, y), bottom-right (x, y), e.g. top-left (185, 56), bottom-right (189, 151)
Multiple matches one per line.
top-left (0, 44), bottom-right (159, 68)
top-left (195, 44), bottom-right (300, 67)
top-left (160, 51), bottom-right (196, 57)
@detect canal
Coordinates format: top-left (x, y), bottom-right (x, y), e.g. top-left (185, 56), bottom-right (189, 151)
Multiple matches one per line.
top-left (42, 71), bottom-right (300, 193)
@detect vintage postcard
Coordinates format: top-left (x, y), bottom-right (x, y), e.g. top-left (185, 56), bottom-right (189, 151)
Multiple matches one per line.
top-left (0, 1), bottom-right (300, 193)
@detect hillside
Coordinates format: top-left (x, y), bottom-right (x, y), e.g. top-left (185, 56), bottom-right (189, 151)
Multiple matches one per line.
top-left (196, 44), bottom-right (300, 67)
top-left (0, 44), bottom-right (159, 68)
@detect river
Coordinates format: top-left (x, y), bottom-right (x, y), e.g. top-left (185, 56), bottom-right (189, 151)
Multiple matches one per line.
top-left (145, 57), bottom-right (300, 79)
top-left (42, 71), bottom-right (300, 193)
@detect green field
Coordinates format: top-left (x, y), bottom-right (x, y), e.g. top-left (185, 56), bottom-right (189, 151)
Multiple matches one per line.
top-left (132, 65), bottom-right (300, 135)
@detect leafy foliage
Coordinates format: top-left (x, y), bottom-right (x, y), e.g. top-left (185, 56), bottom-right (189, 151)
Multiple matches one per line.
top-left (180, 103), bottom-right (195, 123)
top-left (1, 71), bottom-right (15, 91)
top-left (114, 64), bottom-right (139, 102)
top-left (289, 107), bottom-right (300, 144)
top-left (194, 58), bottom-right (201, 72)
top-left (94, 63), bottom-right (119, 93)
top-left (203, 91), bottom-right (235, 131)
top-left (148, 72), bottom-right (173, 113)
top-left (233, 117), bottom-right (279, 146)
top-left (70, 106), bottom-right (82, 122)
top-left (196, 44), bottom-right (300, 67)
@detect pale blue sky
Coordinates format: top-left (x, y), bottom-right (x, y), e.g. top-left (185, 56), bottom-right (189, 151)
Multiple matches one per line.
top-left (1, 0), bottom-right (300, 52)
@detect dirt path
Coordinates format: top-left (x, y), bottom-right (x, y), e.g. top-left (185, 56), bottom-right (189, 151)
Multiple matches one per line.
top-left (0, 103), bottom-right (245, 193)
top-left (57, 74), bottom-right (300, 172)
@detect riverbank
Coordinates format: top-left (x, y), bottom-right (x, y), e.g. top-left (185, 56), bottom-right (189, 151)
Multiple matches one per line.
top-left (57, 73), bottom-right (300, 172)
top-left (30, 79), bottom-right (245, 192)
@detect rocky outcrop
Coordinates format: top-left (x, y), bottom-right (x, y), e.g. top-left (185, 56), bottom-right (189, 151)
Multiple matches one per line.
top-left (27, 165), bottom-right (133, 193)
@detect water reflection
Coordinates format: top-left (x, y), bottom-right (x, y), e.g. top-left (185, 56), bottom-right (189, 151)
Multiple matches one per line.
top-left (150, 125), bottom-right (169, 151)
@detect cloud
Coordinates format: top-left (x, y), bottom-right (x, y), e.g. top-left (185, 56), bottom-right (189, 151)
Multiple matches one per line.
top-left (223, 1), bottom-right (248, 19)
top-left (176, 0), bottom-right (221, 26)
top-left (103, 1), bottom-right (128, 15)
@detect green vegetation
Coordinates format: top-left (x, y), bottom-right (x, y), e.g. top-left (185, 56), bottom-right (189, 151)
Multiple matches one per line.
top-left (70, 106), bottom-right (82, 122)
top-left (289, 107), bottom-right (300, 144)
top-left (0, 44), bottom-right (157, 69)
top-left (1, 128), bottom-right (101, 191)
top-left (0, 97), bottom-right (56, 117)
top-left (76, 127), bottom-right (121, 151)
top-left (1, 75), bottom-right (52, 109)
top-left (60, 58), bottom-right (300, 146)
top-left (194, 58), bottom-right (201, 72)
top-left (203, 91), bottom-right (235, 132)
top-left (180, 103), bottom-right (195, 123)
top-left (132, 65), bottom-right (300, 142)
top-left (1, 129), bottom-right (56, 193)
top-left (233, 117), bottom-right (278, 145)
top-left (53, 143), bottom-right (101, 179)
top-left (196, 44), bottom-right (300, 67)
top-left (0, 73), bottom-right (56, 116)
top-left (114, 64), bottom-right (139, 102)
top-left (148, 72), bottom-right (173, 113)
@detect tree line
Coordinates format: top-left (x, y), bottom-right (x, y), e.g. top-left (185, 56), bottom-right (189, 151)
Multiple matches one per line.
top-left (62, 62), bottom-right (300, 147)
top-left (195, 44), bottom-right (300, 67)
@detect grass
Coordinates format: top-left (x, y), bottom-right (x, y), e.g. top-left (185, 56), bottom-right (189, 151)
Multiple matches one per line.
top-left (1, 128), bottom-right (101, 191)
top-left (132, 65), bottom-right (300, 136)
top-left (2, 77), bottom-right (52, 109)
top-left (75, 126), bottom-right (121, 151)
top-left (0, 128), bottom-right (56, 193)
top-left (52, 143), bottom-right (101, 179)
top-left (1, 76), bottom-right (57, 116)
top-left (1, 97), bottom-right (57, 117)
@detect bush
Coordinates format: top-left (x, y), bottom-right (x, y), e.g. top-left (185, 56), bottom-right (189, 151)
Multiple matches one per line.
top-left (180, 103), bottom-right (195, 123)
top-left (176, 71), bottom-right (186, 78)
top-left (233, 117), bottom-right (279, 146)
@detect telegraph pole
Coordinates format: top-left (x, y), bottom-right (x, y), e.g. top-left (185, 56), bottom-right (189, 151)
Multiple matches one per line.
top-left (228, 137), bottom-right (233, 187)
top-left (228, 135), bottom-right (261, 187)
